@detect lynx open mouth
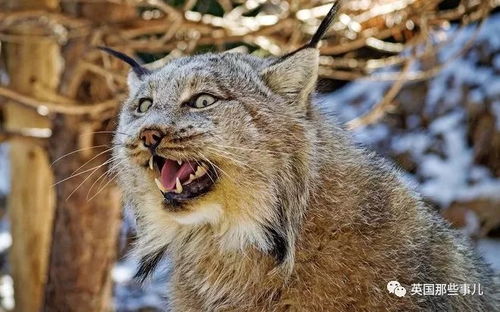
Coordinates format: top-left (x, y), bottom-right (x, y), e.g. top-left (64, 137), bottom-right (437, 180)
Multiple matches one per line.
top-left (148, 155), bottom-right (217, 202)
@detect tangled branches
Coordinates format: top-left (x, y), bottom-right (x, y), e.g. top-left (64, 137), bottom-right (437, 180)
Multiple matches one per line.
top-left (0, 0), bottom-right (498, 127)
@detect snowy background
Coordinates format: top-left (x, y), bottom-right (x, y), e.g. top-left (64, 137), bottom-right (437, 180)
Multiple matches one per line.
top-left (0, 13), bottom-right (498, 312)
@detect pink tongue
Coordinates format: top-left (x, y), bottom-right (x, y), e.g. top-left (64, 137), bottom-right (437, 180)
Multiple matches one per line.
top-left (160, 160), bottom-right (197, 191)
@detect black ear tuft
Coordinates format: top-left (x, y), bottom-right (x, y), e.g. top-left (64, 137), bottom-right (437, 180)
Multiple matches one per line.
top-left (97, 46), bottom-right (151, 78)
top-left (306, 1), bottom-right (341, 48)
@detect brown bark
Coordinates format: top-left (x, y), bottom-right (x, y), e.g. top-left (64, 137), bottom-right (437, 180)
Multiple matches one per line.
top-left (42, 3), bottom-right (136, 312)
top-left (2, 0), bottom-right (61, 311)
top-left (43, 117), bottom-right (121, 311)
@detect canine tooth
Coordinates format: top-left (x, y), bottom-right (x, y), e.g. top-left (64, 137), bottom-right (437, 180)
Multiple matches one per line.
top-left (149, 157), bottom-right (154, 170)
top-left (154, 178), bottom-right (167, 192)
top-left (184, 173), bottom-right (196, 185)
top-left (175, 177), bottom-right (183, 193)
top-left (195, 165), bottom-right (207, 178)
top-left (177, 160), bottom-right (182, 165)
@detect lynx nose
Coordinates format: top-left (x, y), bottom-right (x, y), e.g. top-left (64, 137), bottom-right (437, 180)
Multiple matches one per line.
top-left (140, 128), bottom-right (164, 149)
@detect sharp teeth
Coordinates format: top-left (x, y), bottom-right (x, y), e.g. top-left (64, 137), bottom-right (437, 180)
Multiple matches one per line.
top-left (184, 174), bottom-right (196, 185)
top-left (154, 178), bottom-right (167, 193)
top-left (149, 157), bottom-right (154, 170)
top-left (175, 177), bottom-right (183, 193)
top-left (195, 165), bottom-right (207, 178)
top-left (177, 160), bottom-right (182, 165)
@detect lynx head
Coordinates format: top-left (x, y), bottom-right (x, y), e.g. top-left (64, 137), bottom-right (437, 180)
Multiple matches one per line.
top-left (105, 2), bottom-right (339, 271)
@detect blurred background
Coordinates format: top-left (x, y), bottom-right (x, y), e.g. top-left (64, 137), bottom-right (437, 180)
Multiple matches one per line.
top-left (0, 0), bottom-right (499, 311)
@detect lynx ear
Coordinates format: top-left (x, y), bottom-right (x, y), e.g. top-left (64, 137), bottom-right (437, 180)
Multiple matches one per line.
top-left (261, 48), bottom-right (319, 102)
top-left (97, 46), bottom-right (151, 92)
top-left (260, 1), bottom-right (340, 103)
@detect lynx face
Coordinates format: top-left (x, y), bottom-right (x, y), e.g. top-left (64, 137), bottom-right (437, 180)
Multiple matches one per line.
top-left (113, 50), bottom-right (318, 226)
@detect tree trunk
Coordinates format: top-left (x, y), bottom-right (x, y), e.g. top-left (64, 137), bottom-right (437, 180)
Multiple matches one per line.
top-left (2, 0), bottom-right (61, 311)
top-left (43, 119), bottom-right (121, 311)
top-left (42, 3), bottom-right (135, 311)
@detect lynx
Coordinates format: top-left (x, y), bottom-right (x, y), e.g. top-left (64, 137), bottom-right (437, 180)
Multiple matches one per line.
top-left (104, 3), bottom-right (499, 311)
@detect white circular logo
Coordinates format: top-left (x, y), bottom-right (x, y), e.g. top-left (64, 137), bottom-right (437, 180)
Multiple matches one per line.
top-left (387, 281), bottom-right (406, 297)
top-left (387, 281), bottom-right (400, 294)
top-left (394, 286), bottom-right (407, 297)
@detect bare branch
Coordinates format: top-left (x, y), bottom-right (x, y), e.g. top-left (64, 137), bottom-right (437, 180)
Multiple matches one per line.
top-left (0, 86), bottom-right (119, 116)
top-left (0, 0), bottom-right (496, 127)
top-left (0, 128), bottom-right (51, 143)
top-left (347, 60), bottom-right (413, 129)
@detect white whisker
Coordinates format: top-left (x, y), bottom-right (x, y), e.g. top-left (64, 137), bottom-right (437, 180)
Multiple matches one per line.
top-left (206, 147), bottom-right (267, 179)
top-left (86, 159), bottom-right (123, 199)
top-left (87, 171), bottom-right (119, 202)
top-left (51, 144), bottom-right (109, 166)
top-left (52, 157), bottom-right (114, 187)
top-left (70, 147), bottom-right (114, 176)
top-left (65, 159), bottom-right (112, 201)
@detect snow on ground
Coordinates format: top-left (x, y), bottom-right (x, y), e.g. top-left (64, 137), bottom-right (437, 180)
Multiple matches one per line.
top-left (319, 15), bottom-right (500, 209)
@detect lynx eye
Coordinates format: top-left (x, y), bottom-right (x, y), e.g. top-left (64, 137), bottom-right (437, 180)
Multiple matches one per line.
top-left (137, 98), bottom-right (153, 114)
top-left (188, 94), bottom-right (217, 109)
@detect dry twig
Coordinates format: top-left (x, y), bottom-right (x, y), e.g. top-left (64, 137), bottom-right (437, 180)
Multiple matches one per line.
top-left (0, 86), bottom-right (119, 116)
top-left (0, 0), bottom-right (496, 129)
